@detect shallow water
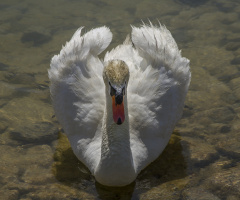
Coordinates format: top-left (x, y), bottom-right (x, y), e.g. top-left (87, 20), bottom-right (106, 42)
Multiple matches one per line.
top-left (0, 0), bottom-right (240, 199)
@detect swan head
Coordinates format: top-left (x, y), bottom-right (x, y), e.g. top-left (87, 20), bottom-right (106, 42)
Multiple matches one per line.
top-left (103, 60), bottom-right (129, 125)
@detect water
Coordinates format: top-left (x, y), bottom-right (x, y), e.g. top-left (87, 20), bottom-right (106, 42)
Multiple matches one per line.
top-left (0, 0), bottom-right (240, 199)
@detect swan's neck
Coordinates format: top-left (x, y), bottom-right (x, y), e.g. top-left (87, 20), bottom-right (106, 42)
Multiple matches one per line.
top-left (94, 93), bottom-right (136, 186)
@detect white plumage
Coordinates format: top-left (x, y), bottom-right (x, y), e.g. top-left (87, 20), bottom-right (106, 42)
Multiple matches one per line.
top-left (49, 22), bottom-right (191, 186)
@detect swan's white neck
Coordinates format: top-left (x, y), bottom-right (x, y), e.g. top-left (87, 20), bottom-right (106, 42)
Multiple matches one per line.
top-left (94, 91), bottom-right (136, 186)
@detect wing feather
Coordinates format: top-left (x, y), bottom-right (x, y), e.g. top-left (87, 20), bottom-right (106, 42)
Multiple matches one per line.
top-left (129, 22), bottom-right (191, 134)
top-left (49, 27), bottom-right (112, 139)
top-left (127, 22), bottom-right (191, 171)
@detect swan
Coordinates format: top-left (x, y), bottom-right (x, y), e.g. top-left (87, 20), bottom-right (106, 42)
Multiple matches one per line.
top-left (48, 22), bottom-right (191, 186)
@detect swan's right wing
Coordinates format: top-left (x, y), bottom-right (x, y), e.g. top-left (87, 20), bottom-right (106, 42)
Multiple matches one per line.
top-left (49, 27), bottom-right (112, 140)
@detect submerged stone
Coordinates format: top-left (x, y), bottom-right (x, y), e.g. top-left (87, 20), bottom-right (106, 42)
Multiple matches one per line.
top-left (175, 0), bottom-right (209, 7)
top-left (231, 57), bottom-right (240, 65)
top-left (182, 187), bottom-right (221, 200)
top-left (9, 122), bottom-right (58, 144)
top-left (21, 31), bottom-right (52, 46)
top-left (0, 62), bottom-right (9, 71)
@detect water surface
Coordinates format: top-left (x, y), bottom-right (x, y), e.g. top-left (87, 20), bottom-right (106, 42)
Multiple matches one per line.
top-left (0, 0), bottom-right (240, 199)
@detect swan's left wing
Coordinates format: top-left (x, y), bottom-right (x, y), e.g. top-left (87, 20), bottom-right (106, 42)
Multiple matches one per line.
top-left (127, 22), bottom-right (191, 171)
top-left (49, 27), bottom-right (112, 140)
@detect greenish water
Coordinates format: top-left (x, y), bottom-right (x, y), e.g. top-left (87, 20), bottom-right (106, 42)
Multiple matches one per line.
top-left (0, 0), bottom-right (240, 199)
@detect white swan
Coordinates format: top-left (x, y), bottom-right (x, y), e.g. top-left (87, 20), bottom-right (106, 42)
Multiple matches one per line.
top-left (48, 22), bottom-right (191, 186)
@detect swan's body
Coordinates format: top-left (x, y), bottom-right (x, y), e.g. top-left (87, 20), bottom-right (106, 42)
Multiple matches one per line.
top-left (49, 22), bottom-right (191, 186)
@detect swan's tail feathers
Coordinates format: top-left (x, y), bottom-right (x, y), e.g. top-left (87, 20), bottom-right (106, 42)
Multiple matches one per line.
top-left (131, 21), bottom-right (191, 86)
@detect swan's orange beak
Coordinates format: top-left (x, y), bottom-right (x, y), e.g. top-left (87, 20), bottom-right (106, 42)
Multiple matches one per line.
top-left (112, 95), bottom-right (125, 125)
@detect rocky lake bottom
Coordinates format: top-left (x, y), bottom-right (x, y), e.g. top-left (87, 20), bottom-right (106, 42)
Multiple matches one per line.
top-left (0, 0), bottom-right (240, 199)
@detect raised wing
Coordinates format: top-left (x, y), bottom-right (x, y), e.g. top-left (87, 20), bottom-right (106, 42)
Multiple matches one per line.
top-left (49, 27), bottom-right (112, 139)
top-left (127, 22), bottom-right (191, 171)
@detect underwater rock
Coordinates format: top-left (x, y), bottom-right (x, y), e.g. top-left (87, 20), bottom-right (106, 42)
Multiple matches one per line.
top-left (0, 62), bottom-right (9, 71)
top-left (193, 107), bottom-right (235, 125)
top-left (181, 137), bottom-right (219, 170)
top-left (225, 42), bottom-right (240, 51)
top-left (215, 1), bottom-right (235, 13)
top-left (230, 57), bottom-right (240, 65)
top-left (182, 187), bottom-right (220, 200)
top-left (220, 125), bottom-right (231, 133)
top-left (206, 164), bottom-right (240, 198)
top-left (9, 122), bottom-right (58, 144)
top-left (229, 77), bottom-right (240, 100)
top-left (4, 72), bottom-right (35, 85)
top-left (139, 178), bottom-right (189, 200)
top-left (0, 189), bottom-right (19, 200)
top-left (23, 184), bottom-right (95, 200)
top-left (207, 107), bottom-right (235, 124)
top-left (175, 0), bottom-right (209, 7)
top-left (21, 31), bottom-right (52, 46)
top-left (0, 119), bottom-right (8, 134)
top-left (0, 97), bottom-right (57, 145)
top-left (22, 164), bottom-right (54, 185)
top-left (24, 145), bottom-right (54, 167)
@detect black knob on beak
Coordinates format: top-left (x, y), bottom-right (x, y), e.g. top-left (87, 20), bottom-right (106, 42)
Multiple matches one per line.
top-left (115, 93), bottom-right (123, 105)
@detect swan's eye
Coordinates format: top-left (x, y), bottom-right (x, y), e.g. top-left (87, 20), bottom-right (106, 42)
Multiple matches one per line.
top-left (109, 82), bottom-right (116, 96)
top-left (110, 86), bottom-right (116, 96)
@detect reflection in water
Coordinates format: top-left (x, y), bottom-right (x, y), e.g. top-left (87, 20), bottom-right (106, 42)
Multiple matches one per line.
top-left (52, 132), bottom-right (92, 183)
top-left (95, 182), bottom-right (135, 200)
top-left (52, 131), bottom-right (187, 199)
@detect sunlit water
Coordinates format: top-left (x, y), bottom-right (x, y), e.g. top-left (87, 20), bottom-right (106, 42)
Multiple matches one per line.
top-left (0, 0), bottom-right (240, 199)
